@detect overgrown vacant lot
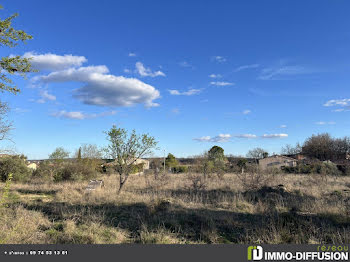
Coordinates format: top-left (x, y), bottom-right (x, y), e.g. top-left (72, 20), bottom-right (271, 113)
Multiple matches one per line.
top-left (1, 172), bottom-right (350, 244)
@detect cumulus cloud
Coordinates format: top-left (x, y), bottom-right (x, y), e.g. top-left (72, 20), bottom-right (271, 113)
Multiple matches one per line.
top-left (193, 134), bottom-right (232, 143)
top-left (234, 64), bottom-right (259, 72)
top-left (36, 90), bottom-right (56, 103)
top-left (195, 133), bottom-right (288, 141)
top-left (209, 74), bottom-right (222, 78)
top-left (242, 109), bottom-right (251, 115)
top-left (323, 99), bottom-right (350, 107)
top-left (315, 121), bottom-right (336, 125)
top-left (261, 134), bottom-right (288, 138)
top-left (210, 81), bottom-right (234, 86)
top-left (135, 62), bottom-right (165, 77)
top-left (259, 66), bottom-right (310, 80)
top-left (233, 134), bottom-right (257, 139)
top-left (37, 65), bottom-right (160, 108)
top-left (23, 52), bottom-right (87, 71)
top-left (168, 89), bottom-right (201, 96)
top-left (52, 110), bottom-right (116, 120)
top-left (212, 56), bottom-right (226, 63)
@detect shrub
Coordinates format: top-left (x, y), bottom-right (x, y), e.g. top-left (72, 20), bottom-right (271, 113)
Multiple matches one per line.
top-left (32, 161), bottom-right (56, 181)
top-left (171, 165), bottom-right (188, 173)
top-left (131, 163), bottom-right (145, 174)
top-left (0, 156), bottom-right (31, 182)
top-left (34, 161), bottom-right (98, 182)
top-left (319, 161), bottom-right (342, 176)
top-left (283, 161), bottom-right (342, 176)
top-left (54, 162), bottom-right (98, 182)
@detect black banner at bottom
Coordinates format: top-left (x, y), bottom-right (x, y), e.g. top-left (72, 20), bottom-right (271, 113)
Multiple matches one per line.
top-left (0, 244), bottom-right (348, 262)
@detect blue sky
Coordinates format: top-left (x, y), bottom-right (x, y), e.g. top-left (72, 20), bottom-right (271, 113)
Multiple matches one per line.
top-left (1, 0), bottom-right (350, 159)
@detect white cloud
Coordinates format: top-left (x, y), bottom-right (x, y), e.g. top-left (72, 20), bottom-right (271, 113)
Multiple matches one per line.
top-left (242, 109), bottom-right (251, 115)
top-left (37, 65), bottom-right (160, 108)
top-left (14, 108), bottom-right (30, 113)
top-left (233, 134), bottom-right (257, 139)
top-left (40, 90), bottom-right (56, 101)
top-left (168, 89), bottom-right (201, 96)
top-left (332, 108), bottom-right (348, 112)
top-left (234, 64), bottom-right (259, 72)
top-left (209, 74), bottom-right (222, 78)
top-left (194, 134), bottom-right (231, 143)
top-left (261, 134), bottom-right (288, 138)
top-left (323, 99), bottom-right (350, 107)
top-left (280, 125), bottom-right (287, 128)
top-left (193, 136), bottom-right (212, 142)
top-left (35, 90), bottom-right (56, 103)
top-left (179, 61), bottom-right (194, 68)
top-left (123, 68), bottom-right (131, 73)
top-left (210, 81), bottom-right (234, 86)
top-left (128, 53), bottom-right (136, 57)
top-left (23, 52), bottom-right (87, 71)
top-left (212, 56), bottom-right (226, 63)
top-left (171, 108), bottom-right (180, 114)
top-left (52, 110), bottom-right (116, 120)
top-left (315, 121), bottom-right (336, 125)
top-left (259, 66), bottom-right (310, 80)
top-left (135, 62), bottom-right (165, 77)
top-left (195, 133), bottom-right (288, 141)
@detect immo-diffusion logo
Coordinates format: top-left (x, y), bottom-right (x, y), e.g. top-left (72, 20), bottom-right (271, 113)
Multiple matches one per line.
top-left (247, 245), bottom-right (349, 261)
top-left (247, 246), bottom-right (263, 261)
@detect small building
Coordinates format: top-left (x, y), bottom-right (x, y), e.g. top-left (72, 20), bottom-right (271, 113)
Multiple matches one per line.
top-left (133, 158), bottom-right (150, 170)
top-left (104, 158), bottom-right (150, 170)
top-left (259, 155), bottom-right (297, 170)
top-left (27, 162), bottom-right (38, 170)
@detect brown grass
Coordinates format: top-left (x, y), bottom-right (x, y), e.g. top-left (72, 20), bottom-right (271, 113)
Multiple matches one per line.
top-left (1, 172), bottom-right (350, 244)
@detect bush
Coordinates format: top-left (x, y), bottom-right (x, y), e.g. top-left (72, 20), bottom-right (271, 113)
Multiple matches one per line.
top-left (282, 161), bottom-right (342, 176)
top-left (34, 160), bottom-right (98, 182)
top-left (0, 156), bottom-right (31, 182)
top-left (171, 165), bottom-right (188, 173)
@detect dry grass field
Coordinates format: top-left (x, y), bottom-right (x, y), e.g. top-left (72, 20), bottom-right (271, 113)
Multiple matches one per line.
top-left (1, 172), bottom-right (350, 244)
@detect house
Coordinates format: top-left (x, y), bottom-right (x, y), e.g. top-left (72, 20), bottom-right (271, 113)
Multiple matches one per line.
top-left (133, 158), bottom-right (150, 170)
top-left (259, 155), bottom-right (297, 170)
top-left (27, 162), bottom-right (38, 170)
top-left (103, 158), bottom-right (150, 170)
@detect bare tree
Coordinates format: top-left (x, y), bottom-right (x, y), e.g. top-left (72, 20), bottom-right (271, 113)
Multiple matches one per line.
top-left (0, 102), bottom-right (12, 142)
top-left (302, 133), bottom-right (350, 161)
top-left (75, 143), bottom-right (102, 159)
top-left (104, 125), bottom-right (158, 194)
top-left (246, 147), bottom-right (268, 160)
top-left (281, 143), bottom-right (302, 155)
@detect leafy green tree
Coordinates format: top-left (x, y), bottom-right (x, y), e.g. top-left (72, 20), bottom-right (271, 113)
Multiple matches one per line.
top-left (77, 147), bottom-right (82, 160)
top-left (165, 153), bottom-right (178, 168)
top-left (49, 147), bottom-right (70, 160)
top-left (104, 125), bottom-right (158, 194)
top-left (0, 156), bottom-right (31, 182)
top-left (237, 158), bottom-right (248, 174)
top-left (0, 5), bottom-right (35, 144)
top-left (208, 146), bottom-right (225, 161)
top-left (208, 146), bottom-right (226, 178)
top-left (0, 5), bottom-right (35, 94)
